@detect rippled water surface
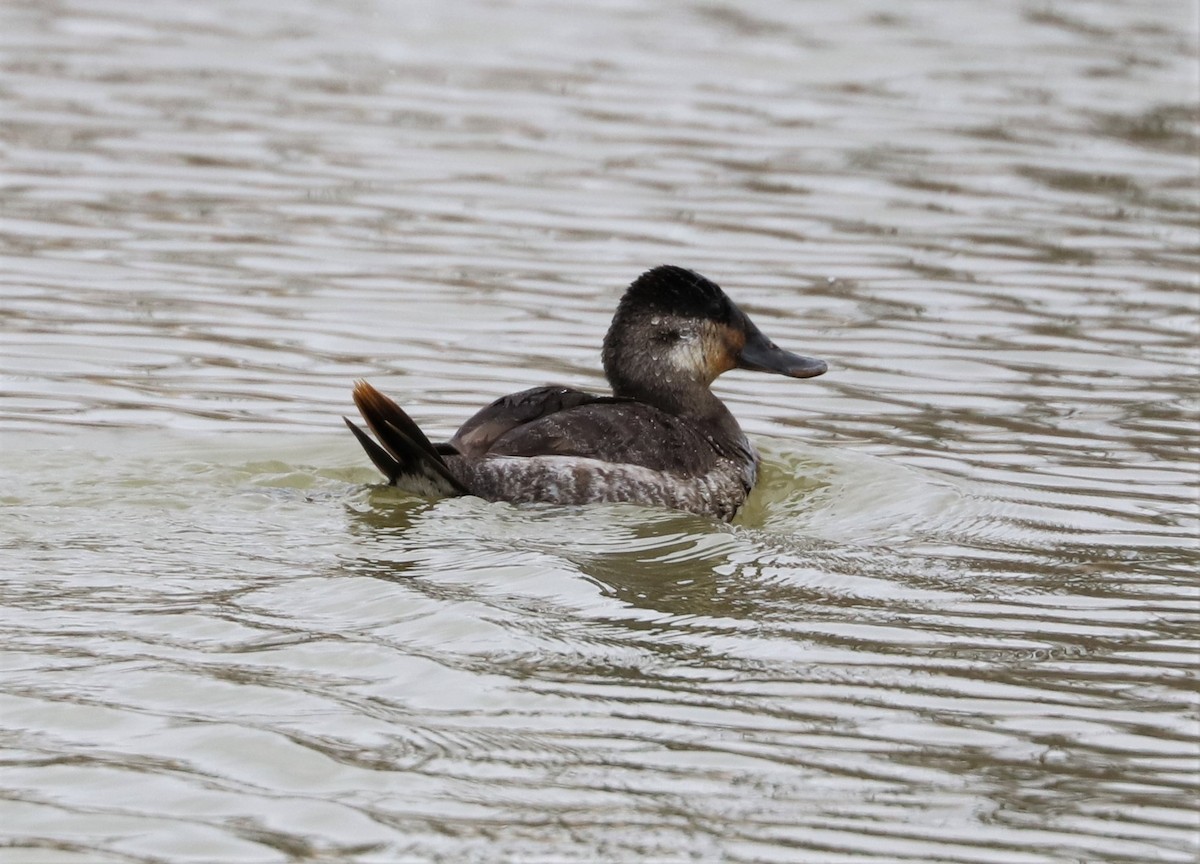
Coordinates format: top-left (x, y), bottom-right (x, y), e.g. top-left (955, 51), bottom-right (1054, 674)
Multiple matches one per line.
top-left (2, 0), bottom-right (1198, 861)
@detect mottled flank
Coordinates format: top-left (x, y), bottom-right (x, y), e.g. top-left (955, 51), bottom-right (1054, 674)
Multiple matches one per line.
top-left (449, 453), bottom-right (757, 522)
top-left (347, 266), bottom-right (825, 521)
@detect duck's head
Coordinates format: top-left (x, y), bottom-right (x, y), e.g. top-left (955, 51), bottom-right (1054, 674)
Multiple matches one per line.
top-left (602, 265), bottom-right (827, 412)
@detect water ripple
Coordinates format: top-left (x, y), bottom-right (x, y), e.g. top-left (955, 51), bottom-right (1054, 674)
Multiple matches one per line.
top-left (2, 0), bottom-right (1197, 861)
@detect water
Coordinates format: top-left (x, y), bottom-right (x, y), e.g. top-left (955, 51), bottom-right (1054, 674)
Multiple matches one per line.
top-left (2, 0), bottom-right (1198, 861)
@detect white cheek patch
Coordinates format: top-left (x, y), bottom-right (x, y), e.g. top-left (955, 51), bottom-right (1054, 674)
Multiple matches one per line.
top-left (668, 322), bottom-right (730, 383)
top-left (660, 318), bottom-right (719, 379)
top-left (668, 337), bottom-right (707, 375)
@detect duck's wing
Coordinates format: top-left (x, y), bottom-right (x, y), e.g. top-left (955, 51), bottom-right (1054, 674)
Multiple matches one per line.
top-left (482, 401), bottom-right (720, 474)
top-left (449, 385), bottom-right (619, 458)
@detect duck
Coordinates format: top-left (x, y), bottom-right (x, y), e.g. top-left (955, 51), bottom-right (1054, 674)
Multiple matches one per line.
top-left (344, 265), bottom-right (827, 521)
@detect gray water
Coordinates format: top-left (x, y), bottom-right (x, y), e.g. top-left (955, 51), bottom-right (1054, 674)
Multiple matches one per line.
top-left (2, 1), bottom-right (1198, 862)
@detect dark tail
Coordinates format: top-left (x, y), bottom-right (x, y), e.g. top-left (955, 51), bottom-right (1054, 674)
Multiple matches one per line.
top-left (344, 381), bottom-right (467, 497)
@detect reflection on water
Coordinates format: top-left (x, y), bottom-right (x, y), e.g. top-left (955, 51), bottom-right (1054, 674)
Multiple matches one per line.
top-left (1, 0), bottom-right (1197, 861)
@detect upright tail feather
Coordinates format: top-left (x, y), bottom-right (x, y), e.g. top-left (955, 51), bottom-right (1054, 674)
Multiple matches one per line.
top-left (345, 381), bottom-right (467, 497)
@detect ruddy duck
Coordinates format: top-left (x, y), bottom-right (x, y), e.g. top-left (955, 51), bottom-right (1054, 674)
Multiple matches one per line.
top-left (345, 265), bottom-right (827, 521)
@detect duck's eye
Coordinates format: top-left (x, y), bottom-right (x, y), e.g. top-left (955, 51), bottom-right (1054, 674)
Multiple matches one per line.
top-left (655, 325), bottom-right (698, 344)
top-left (677, 327), bottom-right (699, 343)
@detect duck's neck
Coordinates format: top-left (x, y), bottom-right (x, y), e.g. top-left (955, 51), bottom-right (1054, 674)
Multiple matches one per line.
top-left (602, 318), bottom-right (748, 452)
top-left (612, 377), bottom-right (749, 454)
top-left (619, 379), bottom-right (724, 419)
